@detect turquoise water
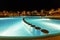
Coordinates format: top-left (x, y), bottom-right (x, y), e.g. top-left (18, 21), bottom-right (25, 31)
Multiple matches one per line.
top-left (0, 16), bottom-right (60, 37)
top-left (25, 17), bottom-right (60, 36)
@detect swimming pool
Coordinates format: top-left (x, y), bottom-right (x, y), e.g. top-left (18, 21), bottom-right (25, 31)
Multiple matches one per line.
top-left (0, 16), bottom-right (60, 37)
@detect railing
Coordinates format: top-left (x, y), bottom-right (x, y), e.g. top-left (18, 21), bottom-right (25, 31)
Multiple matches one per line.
top-left (23, 18), bottom-right (49, 36)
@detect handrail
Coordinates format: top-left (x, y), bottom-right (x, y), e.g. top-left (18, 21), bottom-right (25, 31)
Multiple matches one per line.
top-left (23, 18), bottom-right (49, 34)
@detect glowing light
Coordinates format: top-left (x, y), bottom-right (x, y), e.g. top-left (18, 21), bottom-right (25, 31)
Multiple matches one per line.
top-left (22, 21), bottom-right (33, 35)
top-left (38, 19), bottom-right (50, 20)
top-left (0, 18), bottom-right (16, 20)
top-left (0, 21), bottom-right (23, 36)
top-left (31, 19), bottom-right (50, 21)
top-left (42, 22), bottom-right (60, 30)
top-left (0, 21), bottom-right (32, 36)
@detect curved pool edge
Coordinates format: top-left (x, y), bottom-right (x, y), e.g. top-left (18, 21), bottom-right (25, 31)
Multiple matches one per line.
top-left (0, 33), bottom-right (60, 38)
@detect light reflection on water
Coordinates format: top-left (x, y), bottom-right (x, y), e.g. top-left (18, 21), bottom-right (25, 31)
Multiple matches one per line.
top-left (0, 16), bottom-right (60, 37)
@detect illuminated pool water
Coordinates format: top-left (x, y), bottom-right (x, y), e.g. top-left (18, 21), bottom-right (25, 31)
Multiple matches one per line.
top-left (0, 16), bottom-right (60, 37)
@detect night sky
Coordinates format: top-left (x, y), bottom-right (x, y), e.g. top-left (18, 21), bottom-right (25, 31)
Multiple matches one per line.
top-left (0, 0), bottom-right (60, 11)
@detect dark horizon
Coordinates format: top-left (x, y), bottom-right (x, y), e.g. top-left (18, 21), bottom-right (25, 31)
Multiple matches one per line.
top-left (0, 0), bottom-right (60, 11)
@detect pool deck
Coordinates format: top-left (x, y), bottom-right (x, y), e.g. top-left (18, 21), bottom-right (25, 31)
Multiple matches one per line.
top-left (0, 35), bottom-right (60, 40)
top-left (41, 16), bottom-right (60, 20)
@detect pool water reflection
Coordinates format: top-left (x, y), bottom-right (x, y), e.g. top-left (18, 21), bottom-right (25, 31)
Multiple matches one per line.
top-left (0, 16), bottom-right (60, 37)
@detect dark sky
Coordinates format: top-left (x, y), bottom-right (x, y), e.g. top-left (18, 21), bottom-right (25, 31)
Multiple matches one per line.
top-left (0, 0), bottom-right (60, 11)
